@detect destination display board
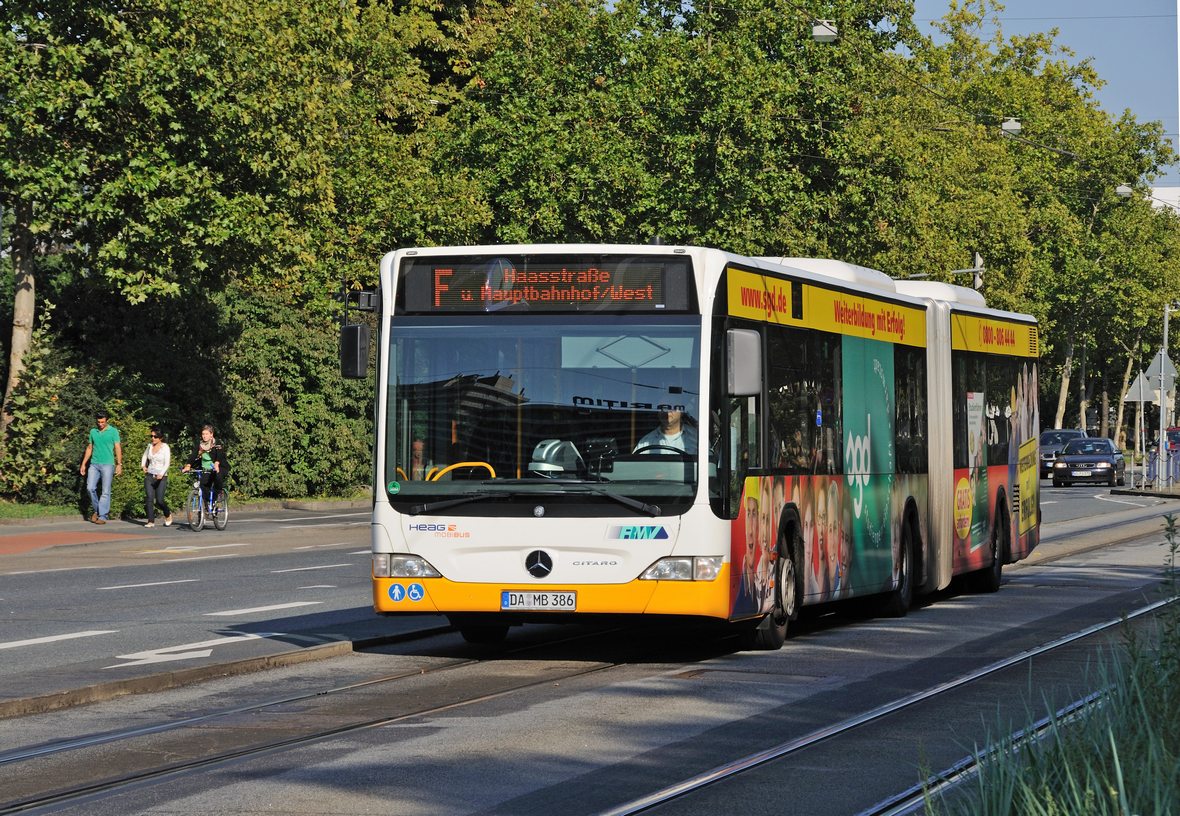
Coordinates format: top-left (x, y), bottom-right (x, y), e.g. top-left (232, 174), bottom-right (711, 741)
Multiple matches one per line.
top-left (397, 255), bottom-right (696, 314)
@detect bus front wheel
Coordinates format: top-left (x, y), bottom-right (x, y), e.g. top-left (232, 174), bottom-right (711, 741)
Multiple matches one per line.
top-left (741, 527), bottom-right (801, 651)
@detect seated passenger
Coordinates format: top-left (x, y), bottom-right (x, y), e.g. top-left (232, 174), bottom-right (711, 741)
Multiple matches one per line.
top-left (634, 409), bottom-right (698, 455)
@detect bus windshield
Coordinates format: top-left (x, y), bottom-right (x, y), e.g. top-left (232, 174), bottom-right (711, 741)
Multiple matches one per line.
top-left (385, 315), bottom-right (702, 515)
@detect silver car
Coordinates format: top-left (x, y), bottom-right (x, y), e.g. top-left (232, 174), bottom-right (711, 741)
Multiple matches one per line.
top-left (1039, 429), bottom-right (1087, 478)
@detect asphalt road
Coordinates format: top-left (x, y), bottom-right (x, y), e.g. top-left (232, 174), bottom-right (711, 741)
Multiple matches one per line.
top-left (0, 503), bottom-right (449, 714)
top-left (0, 484), bottom-right (1176, 717)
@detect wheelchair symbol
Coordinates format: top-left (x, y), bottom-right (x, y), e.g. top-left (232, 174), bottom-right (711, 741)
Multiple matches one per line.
top-left (407, 583), bottom-right (425, 602)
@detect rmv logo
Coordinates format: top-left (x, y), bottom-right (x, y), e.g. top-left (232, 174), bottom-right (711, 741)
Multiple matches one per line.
top-left (610, 526), bottom-right (669, 540)
top-left (844, 414), bottom-right (871, 519)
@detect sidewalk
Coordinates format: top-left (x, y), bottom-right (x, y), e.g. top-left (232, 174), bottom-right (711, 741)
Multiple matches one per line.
top-left (0, 499), bottom-right (371, 556)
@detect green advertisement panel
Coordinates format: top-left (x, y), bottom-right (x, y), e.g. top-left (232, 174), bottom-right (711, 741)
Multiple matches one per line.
top-left (841, 336), bottom-right (895, 593)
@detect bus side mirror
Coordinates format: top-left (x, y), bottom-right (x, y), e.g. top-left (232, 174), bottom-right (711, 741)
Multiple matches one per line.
top-left (727, 329), bottom-right (762, 396)
top-left (340, 323), bottom-right (371, 378)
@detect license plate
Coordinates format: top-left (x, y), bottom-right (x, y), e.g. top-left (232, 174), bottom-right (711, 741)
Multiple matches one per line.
top-left (500, 591), bottom-right (576, 611)
top-left (1072, 470), bottom-right (1092, 477)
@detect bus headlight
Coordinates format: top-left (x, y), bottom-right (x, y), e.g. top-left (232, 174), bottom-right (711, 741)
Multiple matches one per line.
top-left (372, 554), bottom-right (442, 578)
top-left (640, 556), bottom-right (722, 581)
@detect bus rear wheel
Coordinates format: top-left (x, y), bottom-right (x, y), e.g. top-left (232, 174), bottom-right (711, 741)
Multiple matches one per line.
top-left (878, 519), bottom-right (915, 617)
top-left (970, 505), bottom-right (1007, 593)
top-left (742, 528), bottom-right (800, 651)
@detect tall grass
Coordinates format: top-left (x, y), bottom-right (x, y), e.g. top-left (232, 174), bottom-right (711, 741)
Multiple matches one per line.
top-left (931, 514), bottom-right (1180, 815)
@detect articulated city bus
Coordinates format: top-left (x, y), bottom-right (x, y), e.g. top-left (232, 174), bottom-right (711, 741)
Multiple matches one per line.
top-left (342, 244), bottom-right (1040, 648)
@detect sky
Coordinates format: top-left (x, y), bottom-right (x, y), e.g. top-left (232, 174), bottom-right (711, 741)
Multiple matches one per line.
top-left (911, 0), bottom-right (1180, 186)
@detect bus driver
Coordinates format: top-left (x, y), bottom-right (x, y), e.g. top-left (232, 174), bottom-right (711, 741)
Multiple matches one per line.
top-left (634, 408), bottom-right (698, 454)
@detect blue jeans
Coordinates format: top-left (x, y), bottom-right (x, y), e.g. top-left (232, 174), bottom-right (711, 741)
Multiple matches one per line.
top-left (87, 463), bottom-right (115, 519)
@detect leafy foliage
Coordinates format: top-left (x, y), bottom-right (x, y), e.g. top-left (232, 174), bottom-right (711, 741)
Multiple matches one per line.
top-left (4, 0), bottom-right (1180, 504)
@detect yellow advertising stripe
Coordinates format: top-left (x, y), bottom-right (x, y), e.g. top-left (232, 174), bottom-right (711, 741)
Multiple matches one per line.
top-left (373, 564), bottom-right (733, 619)
top-left (727, 268), bottom-right (926, 347)
top-left (951, 312), bottom-right (1040, 358)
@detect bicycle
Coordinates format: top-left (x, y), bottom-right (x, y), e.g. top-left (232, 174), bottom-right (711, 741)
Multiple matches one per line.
top-left (185, 469), bottom-right (229, 531)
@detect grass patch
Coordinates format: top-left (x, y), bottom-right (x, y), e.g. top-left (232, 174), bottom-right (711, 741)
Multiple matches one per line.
top-left (928, 515), bottom-right (1180, 815)
top-left (0, 499), bottom-right (80, 520)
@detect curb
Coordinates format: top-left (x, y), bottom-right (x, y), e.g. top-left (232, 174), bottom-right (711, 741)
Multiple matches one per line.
top-left (1109, 488), bottom-right (1180, 500)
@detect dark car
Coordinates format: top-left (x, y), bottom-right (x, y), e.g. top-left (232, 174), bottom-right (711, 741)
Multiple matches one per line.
top-left (1039, 429), bottom-right (1088, 478)
top-left (1051, 437), bottom-right (1126, 487)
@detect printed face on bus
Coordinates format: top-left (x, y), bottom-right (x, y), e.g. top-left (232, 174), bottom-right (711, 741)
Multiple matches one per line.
top-left (744, 496), bottom-right (759, 568)
top-left (826, 482), bottom-right (840, 580)
top-left (773, 479), bottom-right (786, 543)
top-left (814, 479), bottom-right (828, 588)
top-left (759, 478), bottom-right (773, 554)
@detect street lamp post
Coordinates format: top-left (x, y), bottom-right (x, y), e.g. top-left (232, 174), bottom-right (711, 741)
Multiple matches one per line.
top-left (1159, 303), bottom-right (1177, 486)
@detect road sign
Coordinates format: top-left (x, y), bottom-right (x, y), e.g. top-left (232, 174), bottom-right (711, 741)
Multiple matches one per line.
top-left (1144, 350), bottom-right (1176, 392)
top-left (1125, 372), bottom-right (1154, 402)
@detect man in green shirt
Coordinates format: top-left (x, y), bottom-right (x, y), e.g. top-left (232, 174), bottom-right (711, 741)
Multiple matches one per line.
top-left (79, 410), bottom-right (123, 523)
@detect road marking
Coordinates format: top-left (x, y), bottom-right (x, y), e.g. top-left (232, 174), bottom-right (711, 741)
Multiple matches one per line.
top-left (298, 585), bottom-right (337, 589)
top-left (270, 564), bottom-right (352, 573)
top-left (99, 579), bottom-right (200, 590)
top-left (247, 512), bottom-right (368, 523)
top-left (1096, 493), bottom-right (1150, 507)
top-left (348, 550), bottom-right (370, 555)
top-left (137, 543), bottom-right (250, 554)
top-left (0, 630), bottom-right (117, 650)
top-left (293, 542), bottom-right (349, 550)
top-left (204, 601), bottom-right (323, 617)
top-left (106, 632), bottom-right (273, 667)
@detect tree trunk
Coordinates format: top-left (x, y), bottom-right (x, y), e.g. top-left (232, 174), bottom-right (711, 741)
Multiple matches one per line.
top-left (1077, 345), bottom-right (1088, 432)
top-left (1054, 338), bottom-right (1074, 429)
top-left (1114, 353), bottom-right (1133, 449)
top-left (1095, 377), bottom-right (1104, 441)
top-left (1, 199), bottom-right (35, 454)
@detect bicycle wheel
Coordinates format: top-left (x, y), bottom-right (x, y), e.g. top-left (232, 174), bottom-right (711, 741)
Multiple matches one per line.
top-left (186, 487), bottom-right (205, 532)
top-left (213, 489), bottom-right (229, 530)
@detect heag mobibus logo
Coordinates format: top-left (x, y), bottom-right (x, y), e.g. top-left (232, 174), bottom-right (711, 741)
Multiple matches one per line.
top-left (407, 523), bottom-right (470, 538)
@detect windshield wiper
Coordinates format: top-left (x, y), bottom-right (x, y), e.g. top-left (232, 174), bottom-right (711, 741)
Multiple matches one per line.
top-left (578, 487), bottom-right (661, 517)
top-left (408, 492), bottom-right (503, 515)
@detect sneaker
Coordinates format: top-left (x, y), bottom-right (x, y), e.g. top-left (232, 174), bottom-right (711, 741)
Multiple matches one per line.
top-left (144, 522), bottom-right (155, 528)
top-left (163, 515), bottom-right (173, 527)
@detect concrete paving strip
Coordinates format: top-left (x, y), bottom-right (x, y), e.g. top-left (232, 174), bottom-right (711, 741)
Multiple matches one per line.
top-left (0, 627), bottom-right (451, 719)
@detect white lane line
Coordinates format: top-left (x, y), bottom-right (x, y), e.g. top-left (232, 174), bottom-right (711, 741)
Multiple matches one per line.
top-left (247, 513), bottom-right (368, 523)
top-left (163, 554), bottom-right (241, 563)
top-left (99, 579), bottom-right (200, 590)
top-left (0, 630), bottom-right (118, 650)
top-left (139, 543), bottom-right (250, 554)
top-left (1096, 493), bottom-right (1151, 507)
top-left (348, 550), bottom-right (369, 555)
top-left (278, 523), bottom-right (362, 530)
top-left (293, 543), bottom-right (349, 550)
top-left (204, 601), bottom-right (323, 617)
top-left (270, 564), bottom-right (352, 574)
top-left (298, 585), bottom-right (337, 589)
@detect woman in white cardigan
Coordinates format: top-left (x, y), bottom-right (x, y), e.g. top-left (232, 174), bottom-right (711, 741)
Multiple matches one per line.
top-left (141, 426), bottom-right (172, 527)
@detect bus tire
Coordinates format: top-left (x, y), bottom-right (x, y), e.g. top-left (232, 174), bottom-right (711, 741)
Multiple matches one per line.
top-left (878, 517), bottom-right (915, 617)
top-left (741, 526), bottom-right (801, 651)
top-left (971, 505), bottom-right (1007, 593)
top-left (451, 618), bottom-right (510, 645)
